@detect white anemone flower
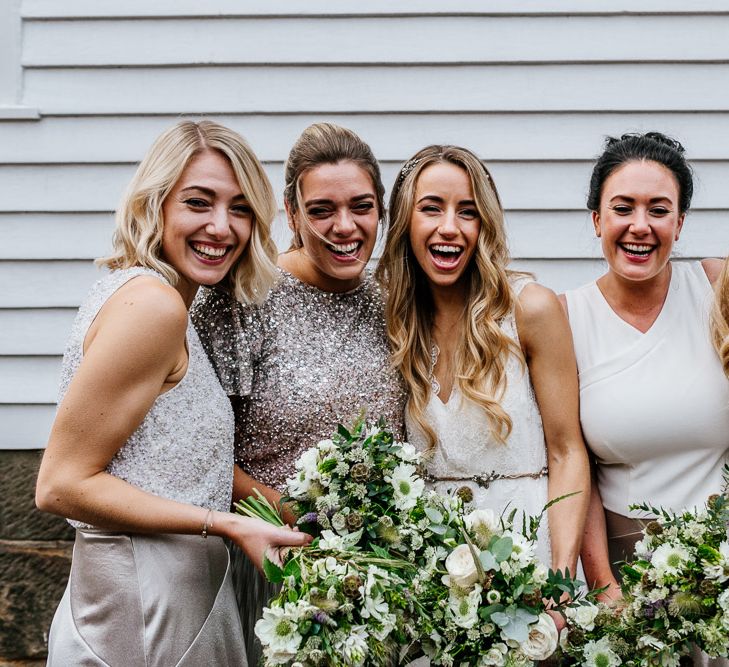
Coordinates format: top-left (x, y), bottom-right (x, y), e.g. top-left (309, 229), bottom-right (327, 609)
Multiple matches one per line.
top-left (651, 542), bottom-right (691, 577)
top-left (387, 463), bottom-right (425, 510)
top-left (333, 625), bottom-right (369, 666)
top-left (448, 584), bottom-right (482, 629)
top-left (255, 604), bottom-right (303, 662)
top-left (582, 636), bottom-right (622, 667)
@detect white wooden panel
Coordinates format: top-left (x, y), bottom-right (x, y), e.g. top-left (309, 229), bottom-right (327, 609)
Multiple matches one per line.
top-left (0, 213), bottom-right (114, 259)
top-left (0, 404), bottom-right (55, 449)
top-left (509, 259), bottom-right (607, 294)
top-left (6, 113), bottom-right (729, 163)
top-left (24, 65), bottom-right (729, 115)
top-left (0, 261), bottom-right (103, 307)
top-left (3, 210), bottom-right (726, 262)
top-left (21, 0), bottom-right (729, 19)
top-left (0, 309), bottom-right (76, 354)
top-left (22, 16), bottom-right (729, 66)
top-left (4, 161), bottom-right (729, 213)
top-left (0, 356), bottom-right (60, 403)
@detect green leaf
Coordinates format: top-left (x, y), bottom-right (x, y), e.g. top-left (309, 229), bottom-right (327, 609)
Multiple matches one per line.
top-left (283, 558), bottom-right (301, 580)
top-left (424, 507), bottom-right (444, 524)
top-left (263, 555), bottom-right (284, 583)
top-left (372, 544), bottom-right (391, 559)
top-left (491, 536), bottom-right (513, 563)
top-left (430, 524), bottom-right (448, 535)
top-left (479, 550), bottom-right (498, 571)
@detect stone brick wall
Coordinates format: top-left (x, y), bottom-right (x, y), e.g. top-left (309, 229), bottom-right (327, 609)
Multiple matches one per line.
top-left (0, 451), bottom-right (73, 665)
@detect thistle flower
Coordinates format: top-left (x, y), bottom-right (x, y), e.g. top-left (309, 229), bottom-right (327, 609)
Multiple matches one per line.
top-left (456, 486), bottom-right (474, 504)
top-left (668, 591), bottom-right (704, 619)
top-left (346, 511), bottom-right (364, 530)
top-left (645, 520), bottom-right (663, 536)
top-left (350, 462), bottom-right (370, 484)
top-left (343, 573), bottom-right (363, 599)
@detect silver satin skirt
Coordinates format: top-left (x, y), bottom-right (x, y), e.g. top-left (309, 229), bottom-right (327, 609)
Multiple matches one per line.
top-left (47, 529), bottom-right (247, 666)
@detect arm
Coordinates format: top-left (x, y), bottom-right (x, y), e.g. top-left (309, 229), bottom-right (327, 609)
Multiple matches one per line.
top-left (36, 278), bottom-right (308, 567)
top-left (580, 473), bottom-right (622, 601)
top-left (702, 257), bottom-right (724, 286)
top-left (515, 283), bottom-right (590, 576)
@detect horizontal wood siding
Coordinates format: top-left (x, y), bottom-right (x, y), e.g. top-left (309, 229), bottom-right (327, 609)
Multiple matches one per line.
top-left (2, 3), bottom-right (727, 448)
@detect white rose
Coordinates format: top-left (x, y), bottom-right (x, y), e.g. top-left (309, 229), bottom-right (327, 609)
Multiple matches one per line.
top-left (444, 543), bottom-right (481, 589)
top-left (565, 603), bottom-right (599, 631)
top-left (479, 643), bottom-right (508, 666)
top-left (521, 613), bottom-right (558, 661)
top-left (396, 441), bottom-right (421, 462)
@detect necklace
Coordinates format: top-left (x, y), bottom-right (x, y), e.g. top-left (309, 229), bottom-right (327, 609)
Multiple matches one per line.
top-left (429, 343), bottom-right (441, 395)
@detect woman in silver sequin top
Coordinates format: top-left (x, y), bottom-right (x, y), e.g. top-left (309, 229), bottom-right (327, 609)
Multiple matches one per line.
top-left (36, 121), bottom-right (310, 666)
top-left (192, 123), bottom-right (407, 665)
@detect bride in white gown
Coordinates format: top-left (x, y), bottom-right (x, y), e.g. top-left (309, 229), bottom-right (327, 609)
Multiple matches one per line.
top-left (376, 145), bottom-right (590, 577)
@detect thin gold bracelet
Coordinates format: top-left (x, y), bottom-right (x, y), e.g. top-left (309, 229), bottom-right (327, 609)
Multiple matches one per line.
top-left (201, 508), bottom-right (214, 538)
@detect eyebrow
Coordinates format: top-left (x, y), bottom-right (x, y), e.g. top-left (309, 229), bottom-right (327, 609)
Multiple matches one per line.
top-left (416, 195), bottom-right (476, 206)
top-left (609, 195), bottom-right (674, 204)
top-left (179, 185), bottom-right (247, 200)
top-left (304, 193), bottom-right (375, 206)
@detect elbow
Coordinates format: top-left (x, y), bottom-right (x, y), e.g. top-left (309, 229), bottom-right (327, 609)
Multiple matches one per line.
top-left (35, 467), bottom-right (72, 516)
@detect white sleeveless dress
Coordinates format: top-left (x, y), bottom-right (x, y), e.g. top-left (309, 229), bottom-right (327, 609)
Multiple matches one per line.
top-left (566, 262), bottom-right (729, 667)
top-left (407, 278), bottom-right (552, 566)
top-left (565, 262), bottom-right (729, 519)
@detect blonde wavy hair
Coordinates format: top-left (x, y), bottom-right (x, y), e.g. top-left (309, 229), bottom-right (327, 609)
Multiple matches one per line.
top-left (376, 145), bottom-right (524, 452)
top-left (711, 258), bottom-right (729, 377)
top-left (99, 120), bottom-right (278, 304)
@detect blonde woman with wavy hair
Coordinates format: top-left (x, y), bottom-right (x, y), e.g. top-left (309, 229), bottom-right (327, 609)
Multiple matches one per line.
top-left (36, 120), bottom-right (310, 666)
top-left (102, 119), bottom-right (278, 305)
top-left (377, 145), bottom-right (590, 585)
top-left (712, 258), bottom-right (729, 377)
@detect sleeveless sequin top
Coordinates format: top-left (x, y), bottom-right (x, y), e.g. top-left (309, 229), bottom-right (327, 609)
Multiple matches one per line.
top-left (191, 268), bottom-right (407, 491)
top-left (59, 267), bottom-right (235, 527)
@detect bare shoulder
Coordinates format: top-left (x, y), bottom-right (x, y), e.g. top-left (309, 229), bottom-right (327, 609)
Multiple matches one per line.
top-left (701, 257), bottom-right (725, 286)
top-left (516, 282), bottom-right (564, 325)
top-left (89, 276), bottom-right (188, 355)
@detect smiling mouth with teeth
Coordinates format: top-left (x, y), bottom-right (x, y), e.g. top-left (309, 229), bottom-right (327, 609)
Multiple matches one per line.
top-left (327, 241), bottom-right (362, 255)
top-left (429, 244), bottom-right (464, 260)
top-left (619, 243), bottom-right (655, 257)
top-left (190, 242), bottom-right (230, 260)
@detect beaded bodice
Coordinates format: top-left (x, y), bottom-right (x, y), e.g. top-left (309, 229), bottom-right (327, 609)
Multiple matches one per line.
top-left (192, 269), bottom-right (407, 491)
top-left (59, 268), bottom-right (234, 527)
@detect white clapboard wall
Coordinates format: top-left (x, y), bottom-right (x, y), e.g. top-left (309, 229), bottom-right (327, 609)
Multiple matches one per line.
top-left (2, 0), bottom-right (729, 448)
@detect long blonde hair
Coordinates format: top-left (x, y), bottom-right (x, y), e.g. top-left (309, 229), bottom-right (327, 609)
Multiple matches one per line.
top-left (711, 258), bottom-right (729, 377)
top-left (376, 145), bottom-right (524, 452)
top-left (100, 120), bottom-right (278, 304)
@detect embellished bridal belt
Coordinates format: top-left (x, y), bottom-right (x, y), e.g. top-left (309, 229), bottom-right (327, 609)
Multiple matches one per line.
top-left (425, 465), bottom-right (548, 489)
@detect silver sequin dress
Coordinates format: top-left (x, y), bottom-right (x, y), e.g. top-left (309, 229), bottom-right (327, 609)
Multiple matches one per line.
top-left (192, 267), bottom-right (407, 665)
top-left (47, 267), bottom-right (247, 667)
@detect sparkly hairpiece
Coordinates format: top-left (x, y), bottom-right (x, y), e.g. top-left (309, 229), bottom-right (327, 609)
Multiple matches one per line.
top-left (397, 157), bottom-right (421, 185)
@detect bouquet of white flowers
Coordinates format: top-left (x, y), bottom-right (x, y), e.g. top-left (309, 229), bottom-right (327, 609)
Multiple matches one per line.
top-left (560, 466), bottom-right (729, 666)
top-left (619, 482), bottom-right (729, 661)
top-left (407, 491), bottom-right (587, 666)
top-left (255, 548), bottom-right (417, 666)
top-left (284, 418), bottom-right (426, 558)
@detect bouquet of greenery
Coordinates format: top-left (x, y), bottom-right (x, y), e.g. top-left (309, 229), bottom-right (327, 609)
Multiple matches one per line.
top-left (253, 546), bottom-right (417, 666)
top-left (283, 417), bottom-right (427, 558)
top-left (560, 466), bottom-right (729, 665)
top-left (407, 491), bottom-right (588, 666)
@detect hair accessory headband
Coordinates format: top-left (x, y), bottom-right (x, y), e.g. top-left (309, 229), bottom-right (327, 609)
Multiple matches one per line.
top-left (397, 157), bottom-right (421, 185)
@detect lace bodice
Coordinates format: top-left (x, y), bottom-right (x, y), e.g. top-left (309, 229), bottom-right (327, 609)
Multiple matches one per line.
top-left (407, 278), bottom-right (551, 564)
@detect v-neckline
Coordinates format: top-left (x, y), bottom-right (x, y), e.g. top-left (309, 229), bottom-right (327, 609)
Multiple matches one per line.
top-left (593, 267), bottom-right (677, 338)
